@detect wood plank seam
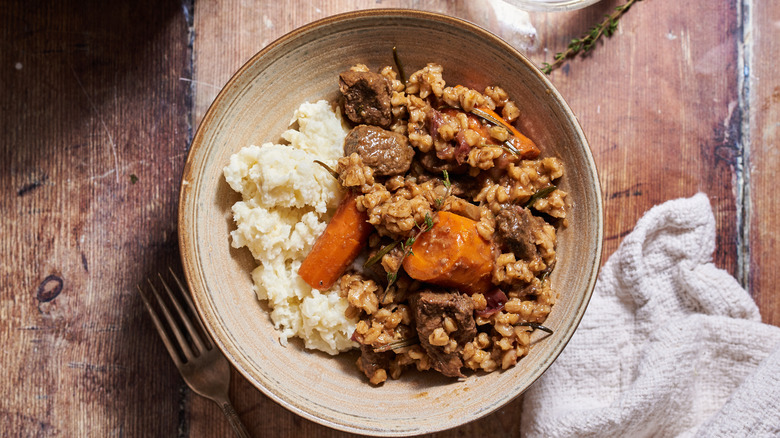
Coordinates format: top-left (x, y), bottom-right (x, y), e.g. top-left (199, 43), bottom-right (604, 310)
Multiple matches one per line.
top-left (736, 0), bottom-right (752, 292)
top-left (184, 0), bottom-right (196, 152)
top-left (179, 1), bottom-right (197, 436)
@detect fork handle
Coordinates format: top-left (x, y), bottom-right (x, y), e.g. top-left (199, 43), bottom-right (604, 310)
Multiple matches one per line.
top-left (216, 398), bottom-right (251, 438)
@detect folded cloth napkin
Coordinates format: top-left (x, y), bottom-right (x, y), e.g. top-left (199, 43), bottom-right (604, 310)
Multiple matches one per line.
top-left (521, 193), bottom-right (780, 437)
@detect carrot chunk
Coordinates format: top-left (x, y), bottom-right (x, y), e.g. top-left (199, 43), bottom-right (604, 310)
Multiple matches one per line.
top-left (298, 191), bottom-right (373, 290)
top-left (475, 106), bottom-right (540, 159)
top-left (402, 211), bottom-right (494, 295)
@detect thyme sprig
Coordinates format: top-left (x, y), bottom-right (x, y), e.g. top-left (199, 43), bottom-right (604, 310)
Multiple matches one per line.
top-left (385, 212), bottom-right (434, 288)
top-left (541, 0), bottom-right (642, 75)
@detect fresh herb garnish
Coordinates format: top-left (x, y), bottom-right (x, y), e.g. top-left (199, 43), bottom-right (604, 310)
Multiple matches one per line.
top-left (385, 212), bottom-right (433, 291)
top-left (130, 174), bottom-right (138, 184)
top-left (386, 272), bottom-right (398, 286)
top-left (381, 171), bottom-right (452, 297)
top-left (423, 213), bottom-right (434, 231)
top-left (499, 142), bottom-right (521, 157)
top-left (541, 0), bottom-right (641, 74)
top-left (373, 336), bottom-right (419, 353)
top-left (471, 107), bottom-right (513, 132)
top-left (364, 240), bottom-right (399, 269)
top-left (470, 108), bottom-right (523, 157)
top-left (524, 185), bottom-right (557, 208)
top-left (392, 46), bottom-right (406, 84)
top-left (517, 322), bottom-right (554, 334)
top-left (434, 170), bottom-right (451, 207)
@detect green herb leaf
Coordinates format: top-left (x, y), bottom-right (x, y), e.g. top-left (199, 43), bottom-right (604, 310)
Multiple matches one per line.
top-left (524, 185), bottom-right (557, 208)
top-left (393, 46), bottom-right (406, 85)
top-left (471, 107), bottom-right (513, 132)
top-left (387, 272), bottom-right (398, 286)
top-left (373, 336), bottom-right (419, 353)
top-left (471, 109), bottom-right (524, 158)
top-left (130, 174), bottom-right (138, 184)
top-left (364, 240), bottom-right (399, 269)
top-left (424, 213), bottom-right (434, 231)
top-left (517, 322), bottom-right (554, 334)
top-left (380, 171), bottom-right (450, 301)
top-left (500, 141), bottom-right (521, 157)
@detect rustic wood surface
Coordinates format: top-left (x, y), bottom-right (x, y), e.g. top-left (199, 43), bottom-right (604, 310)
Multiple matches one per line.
top-left (1, 0), bottom-right (777, 436)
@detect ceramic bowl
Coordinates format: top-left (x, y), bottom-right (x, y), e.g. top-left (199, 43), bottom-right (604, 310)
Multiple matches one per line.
top-left (179, 9), bottom-right (602, 436)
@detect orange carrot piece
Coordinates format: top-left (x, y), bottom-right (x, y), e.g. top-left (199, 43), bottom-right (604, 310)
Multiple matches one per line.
top-left (402, 211), bottom-right (494, 295)
top-left (475, 106), bottom-right (540, 159)
top-left (298, 191), bottom-right (373, 290)
top-left (441, 108), bottom-right (493, 143)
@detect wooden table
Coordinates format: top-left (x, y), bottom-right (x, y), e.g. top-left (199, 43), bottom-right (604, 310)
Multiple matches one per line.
top-left (2, 0), bottom-right (778, 435)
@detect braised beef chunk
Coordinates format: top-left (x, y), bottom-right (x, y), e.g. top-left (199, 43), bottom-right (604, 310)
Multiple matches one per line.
top-left (409, 290), bottom-right (476, 378)
top-left (357, 344), bottom-right (393, 382)
top-left (448, 175), bottom-right (482, 199)
top-left (339, 71), bottom-right (393, 128)
top-left (344, 125), bottom-right (414, 176)
top-left (496, 205), bottom-right (542, 261)
top-left (418, 151), bottom-right (469, 175)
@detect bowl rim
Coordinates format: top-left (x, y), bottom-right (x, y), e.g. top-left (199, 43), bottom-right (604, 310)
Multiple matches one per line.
top-left (178, 8), bottom-right (603, 435)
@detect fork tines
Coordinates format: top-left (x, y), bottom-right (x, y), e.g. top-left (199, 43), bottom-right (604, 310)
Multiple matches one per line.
top-left (138, 268), bottom-right (212, 366)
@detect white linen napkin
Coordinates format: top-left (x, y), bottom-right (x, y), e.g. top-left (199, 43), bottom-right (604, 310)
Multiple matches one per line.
top-left (521, 193), bottom-right (780, 437)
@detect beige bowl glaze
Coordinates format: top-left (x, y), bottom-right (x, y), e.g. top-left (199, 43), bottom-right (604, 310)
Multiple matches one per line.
top-left (179, 9), bottom-right (602, 436)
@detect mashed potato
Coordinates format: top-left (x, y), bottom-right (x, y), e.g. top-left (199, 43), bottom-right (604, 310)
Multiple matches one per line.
top-left (223, 100), bottom-right (357, 355)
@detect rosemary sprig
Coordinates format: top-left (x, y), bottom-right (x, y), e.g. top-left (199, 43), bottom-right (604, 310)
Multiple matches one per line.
top-left (471, 107), bottom-right (512, 132)
top-left (541, 0), bottom-right (642, 75)
top-left (470, 108), bottom-right (522, 157)
top-left (517, 322), bottom-right (554, 334)
top-left (499, 143), bottom-right (521, 157)
top-left (524, 185), bottom-right (557, 208)
top-left (364, 241), bottom-right (398, 269)
top-left (373, 336), bottom-right (419, 353)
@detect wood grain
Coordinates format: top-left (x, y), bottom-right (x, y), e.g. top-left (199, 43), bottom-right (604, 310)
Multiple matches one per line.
top-left (0, 0), bottom-right (191, 435)
top-left (188, 1), bottom-right (742, 437)
top-left (748, 0), bottom-right (780, 326)
top-left (545, 0), bottom-right (742, 277)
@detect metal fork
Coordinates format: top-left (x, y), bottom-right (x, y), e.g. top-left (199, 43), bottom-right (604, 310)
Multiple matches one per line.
top-left (138, 268), bottom-right (251, 438)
